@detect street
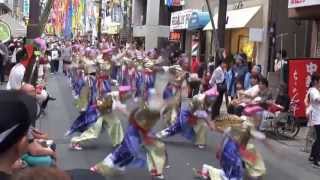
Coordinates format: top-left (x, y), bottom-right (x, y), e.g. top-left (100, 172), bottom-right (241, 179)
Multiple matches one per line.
top-left (39, 73), bottom-right (320, 180)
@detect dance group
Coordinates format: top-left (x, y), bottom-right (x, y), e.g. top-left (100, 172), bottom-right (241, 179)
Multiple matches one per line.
top-left (64, 42), bottom-right (269, 180)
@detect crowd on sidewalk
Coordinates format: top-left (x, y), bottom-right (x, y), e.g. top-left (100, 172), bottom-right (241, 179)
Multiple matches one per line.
top-left (0, 35), bottom-right (319, 180)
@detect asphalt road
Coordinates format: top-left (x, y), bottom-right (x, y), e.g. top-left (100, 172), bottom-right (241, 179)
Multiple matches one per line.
top-left (39, 73), bottom-right (320, 180)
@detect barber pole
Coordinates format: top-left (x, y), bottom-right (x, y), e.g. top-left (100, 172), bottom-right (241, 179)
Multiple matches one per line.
top-left (192, 40), bottom-right (199, 57)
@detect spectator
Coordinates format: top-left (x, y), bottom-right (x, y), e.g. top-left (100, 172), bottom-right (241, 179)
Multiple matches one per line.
top-left (228, 74), bottom-right (260, 116)
top-left (209, 60), bottom-right (228, 119)
top-left (0, 91), bottom-right (37, 179)
top-left (191, 56), bottom-right (200, 74)
top-left (50, 44), bottom-right (61, 74)
top-left (233, 53), bottom-right (248, 83)
top-left (6, 45), bottom-right (33, 90)
top-left (308, 73), bottom-right (320, 168)
top-left (61, 42), bottom-right (72, 76)
top-left (11, 167), bottom-right (70, 180)
top-left (208, 56), bottom-right (215, 75)
top-left (244, 64), bottom-right (262, 90)
top-left (274, 50), bottom-right (288, 84)
top-left (11, 167), bottom-right (105, 180)
top-left (0, 40), bottom-right (9, 84)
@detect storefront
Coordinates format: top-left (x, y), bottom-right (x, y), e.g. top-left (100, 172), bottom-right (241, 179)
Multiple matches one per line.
top-left (203, 6), bottom-right (263, 63)
top-left (170, 9), bottom-right (210, 62)
top-left (288, 1), bottom-right (320, 58)
top-left (170, 9), bottom-right (193, 50)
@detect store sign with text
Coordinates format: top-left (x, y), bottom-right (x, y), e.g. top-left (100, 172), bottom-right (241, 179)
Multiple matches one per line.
top-left (170, 9), bottom-right (194, 30)
top-left (288, 59), bottom-right (320, 119)
top-left (288, 0), bottom-right (320, 8)
top-left (169, 32), bottom-right (182, 42)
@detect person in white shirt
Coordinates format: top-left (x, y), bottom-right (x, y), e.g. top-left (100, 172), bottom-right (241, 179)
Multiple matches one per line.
top-left (6, 63), bottom-right (25, 90)
top-left (308, 73), bottom-right (320, 168)
top-left (209, 60), bottom-right (227, 119)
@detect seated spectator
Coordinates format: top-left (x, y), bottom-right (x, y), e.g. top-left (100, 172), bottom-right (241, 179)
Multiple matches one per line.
top-left (19, 84), bottom-right (57, 166)
top-left (244, 64), bottom-right (262, 90)
top-left (11, 167), bottom-right (70, 180)
top-left (11, 167), bottom-right (105, 180)
top-left (228, 74), bottom-right (260, 116)
top-left (0, 91), bottom-right (37, 179)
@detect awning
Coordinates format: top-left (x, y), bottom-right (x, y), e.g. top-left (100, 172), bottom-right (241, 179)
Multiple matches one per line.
top-left (0, 14), bottom-right (26, 37)
top-left (203, 6), bottom-right (262, 30)
top-left (188, 11), bottom-right (210, 30)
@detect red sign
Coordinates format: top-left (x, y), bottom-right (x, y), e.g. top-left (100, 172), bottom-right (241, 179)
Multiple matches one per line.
top-left (288, 0), bottom-right (320, 8)
top-left (169, 32), bottom-right (182, 42)
top-left (288, 59), bottom-right (320, 118)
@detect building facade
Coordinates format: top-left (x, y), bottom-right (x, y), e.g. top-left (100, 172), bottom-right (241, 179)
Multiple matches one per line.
top-left (132, 0), bottom-right (172, 49)
top-left (168, 0), bottom-right (310, 75)
top-left (288, 0), bottom-right (320, 58)
top-left (0, 0), bottom-right (11, 15)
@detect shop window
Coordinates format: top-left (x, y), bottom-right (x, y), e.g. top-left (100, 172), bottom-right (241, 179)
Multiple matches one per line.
top-left (238, 35), bottom-right (255, 62)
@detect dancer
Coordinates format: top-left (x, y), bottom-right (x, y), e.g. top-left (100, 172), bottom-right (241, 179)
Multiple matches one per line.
top-left (156, 94), bottom-right (210, 149)
top-left (194, 115), bottom-right (267, 180)
top-left (90, 91), bottom-right (167, 179)
top-left (161, 66), bottom-right (185, 127)
top-left (69, 86), bottom-right (131, 150)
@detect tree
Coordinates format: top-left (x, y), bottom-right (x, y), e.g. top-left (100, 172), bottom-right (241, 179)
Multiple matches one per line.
top-left (26, 0), bottom-right (53, 39)
top-left (24, 0), bottom-right (53, 85)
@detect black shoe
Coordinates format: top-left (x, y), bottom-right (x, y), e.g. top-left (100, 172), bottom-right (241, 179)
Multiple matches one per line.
top-left (309, 157), bottom-right (314, 162)
top-left (48, 96), bottom-right (56, 101)
top-left (312, 162), bottom-right (320, 168)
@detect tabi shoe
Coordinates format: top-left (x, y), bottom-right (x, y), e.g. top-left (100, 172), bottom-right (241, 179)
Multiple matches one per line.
top-left (192, 168), bottom-right (209, 180)
top-left (196, 144), bottom-right (206, 149)
top-left (151, 169), bottom-right (165, 179)
top-left (69, 143), bottom-right (83, 151)
top-left (155, 130), bottom-right (170, 139)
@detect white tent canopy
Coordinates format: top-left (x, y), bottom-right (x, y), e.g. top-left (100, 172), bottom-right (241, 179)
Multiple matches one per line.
top-left (203, 6), bottom-right (262, 30)
top-left (0, 14), bottom-right (26, 37)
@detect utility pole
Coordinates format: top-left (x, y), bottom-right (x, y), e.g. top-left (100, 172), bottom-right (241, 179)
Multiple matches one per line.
top-left (206, 0), bottom-right (227, 66)
top-left (128, 0), bottom-right (133, 42)
top-left (27, 0), bottom-right (41, 39)
top-left (217, 0), bottom-right (227, 51)
top-left (97, 0), bottom-right (103, 42)
top-left (205, 0), bottom-right (219, 56)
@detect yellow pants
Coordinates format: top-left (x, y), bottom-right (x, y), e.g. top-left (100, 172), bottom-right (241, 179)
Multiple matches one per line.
top-left (95, 139), bottom-right (167, 176)
top-left (193, 120), bottom-right (208, 145)
top-left (71, 113), bottom-right (124, 147)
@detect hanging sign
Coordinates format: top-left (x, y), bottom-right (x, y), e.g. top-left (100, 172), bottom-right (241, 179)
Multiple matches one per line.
top-left (169, 32), bottom-right (182, 42)
top-left (170, 9), bottom-right (193, 30)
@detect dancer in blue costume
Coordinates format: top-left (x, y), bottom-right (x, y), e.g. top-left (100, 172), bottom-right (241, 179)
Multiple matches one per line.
top-left (66, 71), bottom-right (99, 137)
top-left (161, 65), bottom-right (185, 127)
top-left (90, 93), bottom-right (167, 179)
top-left (156, 94), bottom-right (210, 149)
top-left (134, 64), bottom-right (145, 101)
top-left (194, 115), bottom-right (267, 180)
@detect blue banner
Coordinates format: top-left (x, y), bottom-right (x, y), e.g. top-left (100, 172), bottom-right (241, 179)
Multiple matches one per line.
top-left (64, 0), bottom-right (73, 39)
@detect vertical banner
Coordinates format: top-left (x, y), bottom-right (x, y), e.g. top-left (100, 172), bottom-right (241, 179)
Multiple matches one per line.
top-left (23, 0), bottom-right (30, 17)
top-left (288, 59), bottom-right (320, 119)
top-left (64, 0), bottom-right (73, 39)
